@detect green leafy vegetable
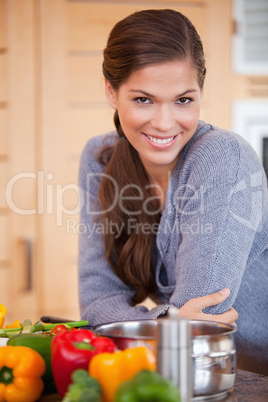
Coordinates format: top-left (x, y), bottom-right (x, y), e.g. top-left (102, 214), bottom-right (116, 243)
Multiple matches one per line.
top-left (115, 370), bottom-right (181, 402)
top-left (63, 369), bottom-right (101, 402)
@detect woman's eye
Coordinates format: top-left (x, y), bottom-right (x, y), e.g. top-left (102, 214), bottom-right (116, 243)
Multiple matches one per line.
top-left (176, 97), bottom-right (192, 104)
top-left (136, 97), bottom-right (150, 104)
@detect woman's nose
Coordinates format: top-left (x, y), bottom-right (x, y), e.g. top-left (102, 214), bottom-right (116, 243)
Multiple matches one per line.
top-left (151, 105), bottom-right (175, 132)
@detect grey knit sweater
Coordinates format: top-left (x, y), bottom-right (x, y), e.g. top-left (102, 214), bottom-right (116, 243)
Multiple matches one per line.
top-left (78, 121), bottom-right (268, 372)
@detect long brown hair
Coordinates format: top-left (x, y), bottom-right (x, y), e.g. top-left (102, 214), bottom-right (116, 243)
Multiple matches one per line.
top-left (98, 9), bottom-right (206, 304)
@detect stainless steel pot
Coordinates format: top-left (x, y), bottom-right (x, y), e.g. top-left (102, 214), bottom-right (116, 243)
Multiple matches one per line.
top-left (94, 319), bottom-right (236, 400)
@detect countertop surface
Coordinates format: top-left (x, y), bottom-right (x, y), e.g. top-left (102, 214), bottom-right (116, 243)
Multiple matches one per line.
top-left (39, 369), bottom-right (268, 401)
top-left (225, 370), bottom-right (268, 401)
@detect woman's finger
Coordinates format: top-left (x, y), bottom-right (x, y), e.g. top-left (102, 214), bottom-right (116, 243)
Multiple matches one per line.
top-left (199, 307), bottom-right (238, 325)
top-left (215, 307), bottom-right (239, 324)
top-left (188, 288), bottom-right (230, 311)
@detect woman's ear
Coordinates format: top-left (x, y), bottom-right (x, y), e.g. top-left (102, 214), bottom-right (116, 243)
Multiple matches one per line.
top-left (105, 78), bottom-right (117, 109)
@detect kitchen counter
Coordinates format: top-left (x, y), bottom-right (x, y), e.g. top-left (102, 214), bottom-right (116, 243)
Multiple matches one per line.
top-left (40, 369), bottom-right (268, 401)
top-left (225, 370), bottom-right (268, 401)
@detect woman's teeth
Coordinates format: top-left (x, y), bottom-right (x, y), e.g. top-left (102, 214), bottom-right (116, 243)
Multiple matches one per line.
top-left (146, 135), bottom-right (175, 144)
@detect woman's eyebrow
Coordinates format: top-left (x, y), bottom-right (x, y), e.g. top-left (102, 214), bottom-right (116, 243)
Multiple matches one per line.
top-left (129, 89), bottom-right (198, 97)
top-left (129, 89), bottom-right (155, 97)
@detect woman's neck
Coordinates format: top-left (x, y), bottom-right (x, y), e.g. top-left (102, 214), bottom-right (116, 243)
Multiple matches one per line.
top-left (142, 158), bottom-right (179, 209)
top-left (146, 168), bottom-right (172, 211)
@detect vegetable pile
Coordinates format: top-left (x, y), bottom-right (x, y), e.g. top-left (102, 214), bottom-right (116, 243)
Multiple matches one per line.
top-left (0, 303), bottom-right (181, 401)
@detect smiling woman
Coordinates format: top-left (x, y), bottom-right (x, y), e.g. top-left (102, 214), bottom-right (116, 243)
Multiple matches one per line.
top-left (78, 9), bottom-right (268, 375)
top-left (105, 60), bottom-right (202, 179)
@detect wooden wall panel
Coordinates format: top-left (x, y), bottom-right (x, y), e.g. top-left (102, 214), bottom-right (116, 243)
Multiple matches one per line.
top-left (0, 109), bottom-right (7, 155)
top-left (0, 1), bottom-right (7, 156)
top-left (67, 55), bottom-right (106, 103)
top-left (0, 215), bottom-right (7, 260)
top-left (5, 0), bottom-right (38, 322)
top-left (0, 54), bottom-right (7, 102)
top-left (38, 0), bottom-right (81, 319)
top-left (67, 3), bottom-right (136, 52)
top-left (201, 0), bottom-right (233, 128)
top-left (0, 0), bottom-right (10, 321)
top-left (67, 107), bottom-right (114, 155)
top-left (67, 2), bottom-right (205, 51)
top-left (0, 162), bottom-right (7, 208)
top-left (0, 0), bottom-right (6, 48)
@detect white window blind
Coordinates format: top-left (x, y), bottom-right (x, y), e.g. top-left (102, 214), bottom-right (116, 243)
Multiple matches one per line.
top-left (232, 0), bottom-right (268, 75)
top-left (232, 100), bottom-right (268, 166)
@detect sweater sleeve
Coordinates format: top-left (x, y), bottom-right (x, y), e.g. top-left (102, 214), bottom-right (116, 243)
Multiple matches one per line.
top-left (78, 136), bottom-right (169, 326)
top-left (166, 130), bottom-right (267, 314)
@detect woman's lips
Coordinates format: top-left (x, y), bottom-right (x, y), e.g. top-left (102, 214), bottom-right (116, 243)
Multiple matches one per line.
top-left (143, 133), bottom-right (178, 148)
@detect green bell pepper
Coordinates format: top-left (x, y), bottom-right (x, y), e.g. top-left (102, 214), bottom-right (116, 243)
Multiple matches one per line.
top-left (115, 370), bottom-right (181, 402)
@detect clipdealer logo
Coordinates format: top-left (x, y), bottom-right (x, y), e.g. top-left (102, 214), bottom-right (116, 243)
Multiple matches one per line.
top-left (5, 170), bottom-right (265, 234)
top-left (228, 170), bottom-right (263, 232)
top-left (5, 171), bottom-right (83, 226)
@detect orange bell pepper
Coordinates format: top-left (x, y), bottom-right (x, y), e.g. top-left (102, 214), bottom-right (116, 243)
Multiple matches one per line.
top-left (4, 321), bottom-right (21, 329)
top-left (89, 346), bottom-right (156, 402)
top-left (0, 345), bottom-right (46, 402)
top-left (0, 305), bottom-right (7, 329)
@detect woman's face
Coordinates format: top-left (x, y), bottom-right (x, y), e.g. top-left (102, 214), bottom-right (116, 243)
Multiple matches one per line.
top-left (105, 60), bottom-right (203, 177)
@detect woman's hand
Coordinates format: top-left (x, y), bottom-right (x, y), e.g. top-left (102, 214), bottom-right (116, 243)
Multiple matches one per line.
top-left (177, 288), bottom-right (238, 325)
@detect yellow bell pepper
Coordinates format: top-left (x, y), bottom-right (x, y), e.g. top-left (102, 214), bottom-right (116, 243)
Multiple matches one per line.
top-left (89, 346), bottom-right (156, 402)
top-left (0, 345), bottom-right (46, 402)
top-left (4, 321), bottom-right (21, 329)
top-left (0, 305), bottom-right (7, 329)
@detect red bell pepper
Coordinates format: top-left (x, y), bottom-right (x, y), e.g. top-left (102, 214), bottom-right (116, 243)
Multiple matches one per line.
top-left (51, 329), bottom-right (116, 397)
